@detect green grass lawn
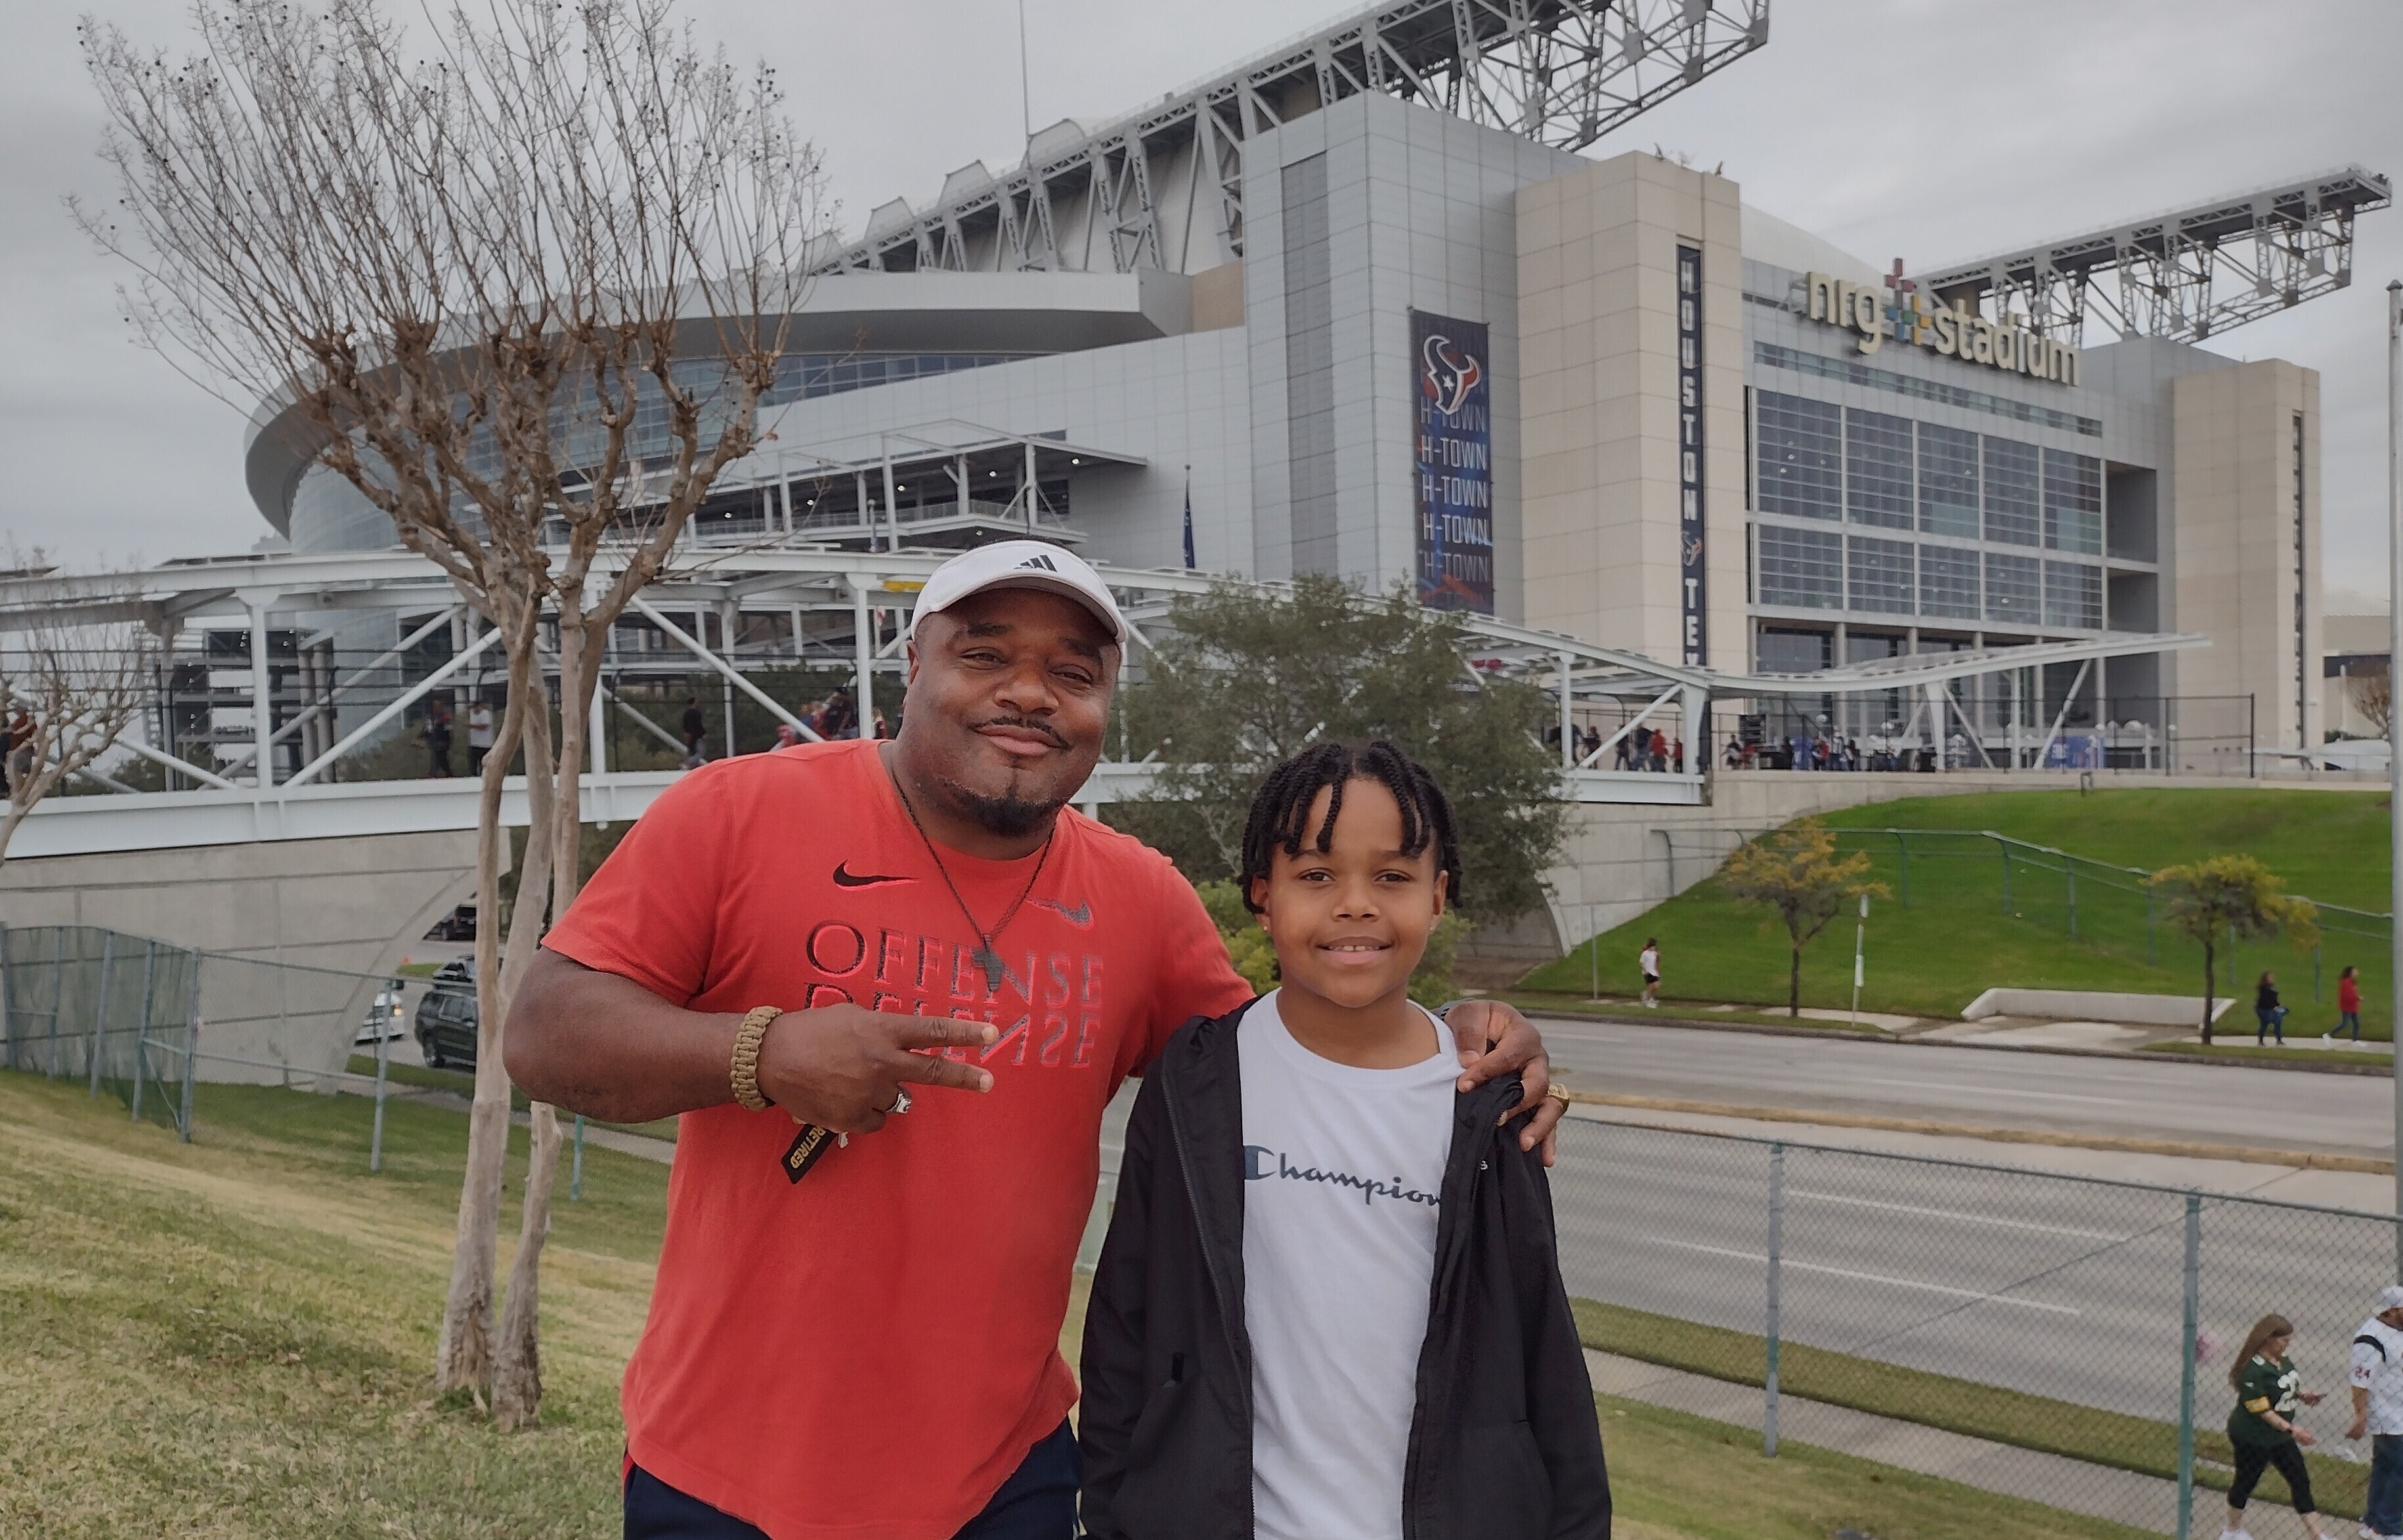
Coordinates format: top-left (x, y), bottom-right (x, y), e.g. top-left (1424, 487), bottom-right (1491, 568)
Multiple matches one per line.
top-left (9, 1063), bottom-right (2176, 1540)
top-left (0, 1067), bottom-right (664, 1537)
top-left (1528, 787), bottom-right (2392, 1035)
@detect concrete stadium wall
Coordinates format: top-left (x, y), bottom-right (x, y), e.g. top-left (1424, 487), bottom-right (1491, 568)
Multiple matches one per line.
top-left (0, 829), bottom-right (482, 980)
top-left (1476, 770), bottom-right (2201, 964)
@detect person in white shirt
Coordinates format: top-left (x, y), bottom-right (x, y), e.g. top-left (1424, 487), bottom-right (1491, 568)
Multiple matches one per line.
top-left (466, 699), bottom-right (495, 773)
top-left (1080, 740), bottom-right (1607, 1540)
top-left (1638, 938), bottom-right (1660, 1008)
top-left (2349, 1286), bottom-right (2403, 1539)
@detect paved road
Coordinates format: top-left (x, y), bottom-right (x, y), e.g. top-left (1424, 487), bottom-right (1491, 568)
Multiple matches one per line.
top-left (1532, 1016), bottom-right (2394, 1157)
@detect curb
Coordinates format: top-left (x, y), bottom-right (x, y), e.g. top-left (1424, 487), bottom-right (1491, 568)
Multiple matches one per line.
top-left (1517, 1004), bottom-right (2395, 1078)
top-left (1558, 1090), bottom-right (2396, 1174)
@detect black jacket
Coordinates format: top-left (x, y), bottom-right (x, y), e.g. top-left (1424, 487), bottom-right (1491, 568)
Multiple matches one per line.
top-left (1079, 1003), bottom-right (1610, 1540)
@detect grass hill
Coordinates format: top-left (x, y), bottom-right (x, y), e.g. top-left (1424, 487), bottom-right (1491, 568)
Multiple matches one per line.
top-left (1525, 787), bottom-right (2391, 1035)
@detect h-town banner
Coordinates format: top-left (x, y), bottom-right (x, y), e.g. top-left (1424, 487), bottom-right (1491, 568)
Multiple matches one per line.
top-left (1410, 310), bottom-right (1494, 614)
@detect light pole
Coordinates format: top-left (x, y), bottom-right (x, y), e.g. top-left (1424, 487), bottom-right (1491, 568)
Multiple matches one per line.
top-left (2387, 278), bottom-right (2401, 1276)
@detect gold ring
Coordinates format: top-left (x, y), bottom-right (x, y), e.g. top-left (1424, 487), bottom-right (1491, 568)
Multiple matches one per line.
top-left (1544, 1084), bottom-right (1572, 1106)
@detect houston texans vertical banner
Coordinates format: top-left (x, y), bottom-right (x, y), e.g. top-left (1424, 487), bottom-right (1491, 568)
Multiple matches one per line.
top-left (1411, 310), bottom-right (1494, 613)
top-left (1675, 246), bottom-right (1707, 666)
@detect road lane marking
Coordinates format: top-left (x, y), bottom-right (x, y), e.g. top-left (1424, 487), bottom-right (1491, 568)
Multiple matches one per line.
top-left (1859, 1076), bottom-right (2129, 1107)
top-left (1639, 1237), bottom-right (2082, 1315)
top-left (1788, 1189), bottom-right (2128, 1242)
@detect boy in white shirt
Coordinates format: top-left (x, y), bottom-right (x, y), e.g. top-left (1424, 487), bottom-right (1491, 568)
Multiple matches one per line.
top-left (2349, 1286), bottom-right (2403, 1539)
top-left (1080, 740), bottom-right (1609, 1540)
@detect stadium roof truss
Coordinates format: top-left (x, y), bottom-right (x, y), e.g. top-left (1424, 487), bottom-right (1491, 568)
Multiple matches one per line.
top-left (1917, 166), bottom-right (2394, 345)
top-left (815, 0), bottom-right (1771, 277)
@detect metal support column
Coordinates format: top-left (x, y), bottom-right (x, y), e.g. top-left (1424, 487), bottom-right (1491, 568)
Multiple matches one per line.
top-left (2176, 1191), bottom-right (2201, 1540)
top-left (1558, 652), bottom-right (1574, 769)
top-left (87, 931), bottom-right (115, 1098)
top-left (177, 962), bottom-right (200, 1143)
top-left (880, 439), bottom-right (899, 553)
top-left (2387, 280), bottom-right (2402, 1275)
top-left (720, 600), bottom-right (739, 756)
top-left (851, 578), bottom-right (877, 731)
top-left (246, 598), bottom-right (276, 787)
top-left (370, 1012), bottom-right (389, 1172)
top-left (1025, 440), bottom-right (1039, 533)
top-left (1764, 1140), bottom-right (1785, 1457)
top-left (129, 941), bottom-right (156, 1124)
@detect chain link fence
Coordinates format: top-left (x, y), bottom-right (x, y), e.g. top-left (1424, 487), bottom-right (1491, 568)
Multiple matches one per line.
top-left (1551, 1117), bottom-right (2398, 1537)
top-left (2, 924), bottom-right (416, 1162)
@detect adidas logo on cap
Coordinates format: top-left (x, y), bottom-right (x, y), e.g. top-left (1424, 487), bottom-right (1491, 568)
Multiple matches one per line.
top-left (1018, 554), bottom-right (1059, 571)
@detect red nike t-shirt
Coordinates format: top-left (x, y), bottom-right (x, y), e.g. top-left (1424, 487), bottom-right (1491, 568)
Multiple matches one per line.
top-left (543, 739), bottom-right (1249, 1540)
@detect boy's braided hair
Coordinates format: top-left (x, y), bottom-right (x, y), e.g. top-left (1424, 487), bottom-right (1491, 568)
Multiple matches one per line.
top-left (1238, 739), bottom-right (1462, 915)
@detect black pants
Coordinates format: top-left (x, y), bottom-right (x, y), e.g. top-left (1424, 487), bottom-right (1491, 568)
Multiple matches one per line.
top-left (2228, 1437), bottom-right (2315, 1513)
top-left (624, 1419), bottom-right (1080, 1539)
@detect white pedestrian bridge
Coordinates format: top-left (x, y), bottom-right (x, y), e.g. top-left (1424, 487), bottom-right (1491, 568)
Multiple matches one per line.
top-left (3, 545), bottom-right (2205, 863)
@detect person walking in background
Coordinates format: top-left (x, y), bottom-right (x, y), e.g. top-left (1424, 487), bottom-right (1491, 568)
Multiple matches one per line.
top-left (2221, 1312), bottom-right (2336, 1540)
top-left (467, 698), bottom-right (494, 775)
top-left (2337, 966), bottom-right (2364, 1040)
top-left (680, 695), bottom-right (707, 769)
top-left (2349, 1287), bottom-right (2403, 1540)
top-left (2255, 972), bottom-right (2287, 1045)
top-left (1580, 723), bottom-right (1601, 763)
top-left (773, 722), bottom-right (800, 750)
top-left (424, 698), bottom-right (454, 778)
top-left (1638, 937), bottom-right (1661, 1008)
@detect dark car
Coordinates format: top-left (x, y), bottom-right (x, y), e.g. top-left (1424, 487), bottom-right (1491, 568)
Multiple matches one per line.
top-left (423, 904), bottom-right (478, 942)
top-left (414, 960), bottom-right (480, 1069)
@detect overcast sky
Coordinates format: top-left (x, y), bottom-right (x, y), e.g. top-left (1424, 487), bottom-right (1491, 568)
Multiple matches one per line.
top-left (4, 0), bottom-right (2398, 609)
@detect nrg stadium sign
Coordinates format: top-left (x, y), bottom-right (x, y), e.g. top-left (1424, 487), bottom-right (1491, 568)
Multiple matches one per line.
top-left (1802, 272), bottom-right (2080, 387)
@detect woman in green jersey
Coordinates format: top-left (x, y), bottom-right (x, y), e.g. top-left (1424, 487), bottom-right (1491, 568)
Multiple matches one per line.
top-left (2223, 1313), bottom-right (2335, 1540)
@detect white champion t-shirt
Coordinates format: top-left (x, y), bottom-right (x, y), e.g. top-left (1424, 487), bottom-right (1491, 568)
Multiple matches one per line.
top-left (1239, 989), bottom-right (1458, 1540)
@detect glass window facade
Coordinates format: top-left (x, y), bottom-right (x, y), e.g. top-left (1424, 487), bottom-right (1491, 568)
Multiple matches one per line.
top-left (2044, 560), bottom-right (2103, 630)
top-left (1750, 393), bottom-right (2120, 634)
top-left (1917, 423), bottom-right (1981, 540)
top-left (1757, 392), bottom-right (1842, 519)
top-left (1758, 525), bottom-right (1844, 609)
top-left (2043, 448), bottom-right (2103, 555)
top-left (1919, 544), bottom-right (1981, 618)
top-left (1985, 551), bottom-right (2042, 625)
top-left (1845, 409), bottom-right (1915, 529)
top-left (1846, 535), bottom-right (1915, 614)
top-left (1982, 437), bottom-right (2042, 547)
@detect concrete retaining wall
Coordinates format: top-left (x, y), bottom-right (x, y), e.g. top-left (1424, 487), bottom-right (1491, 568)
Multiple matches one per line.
top-left (0, 829), bottom-right (482, 981)
top-left (1961, 987), bottom-right (2237, 1025)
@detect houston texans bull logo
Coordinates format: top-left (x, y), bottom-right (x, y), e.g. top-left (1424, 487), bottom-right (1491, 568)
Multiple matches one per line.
top-left (1421, 333), bottom-right (1482, 416)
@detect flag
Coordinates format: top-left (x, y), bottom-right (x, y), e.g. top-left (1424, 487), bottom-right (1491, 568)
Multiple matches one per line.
top-left (1181, 468), bottom-right (1196, 570)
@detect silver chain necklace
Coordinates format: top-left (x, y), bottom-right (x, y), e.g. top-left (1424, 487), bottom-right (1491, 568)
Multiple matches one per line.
top-left (890, 773), bottom-right (1055, 993)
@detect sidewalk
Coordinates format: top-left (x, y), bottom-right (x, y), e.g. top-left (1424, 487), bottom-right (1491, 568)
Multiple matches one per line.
top-left (1587, 1348), bottom-right (2214, 1535)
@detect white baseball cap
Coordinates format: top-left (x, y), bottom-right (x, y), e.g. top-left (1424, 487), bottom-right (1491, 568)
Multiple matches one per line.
top-left (909, 540), bottom-right (1128, 649)
top-left (2379, 1285), bottom-right (2403, 1312)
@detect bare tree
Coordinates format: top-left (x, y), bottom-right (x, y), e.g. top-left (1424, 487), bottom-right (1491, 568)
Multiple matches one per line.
top-left (0, 595), bottom-right (157, 865)
top-left (2350, 666), bottom-right (2392, 742)
top-left (80, 0), bottom-right (826, 1423)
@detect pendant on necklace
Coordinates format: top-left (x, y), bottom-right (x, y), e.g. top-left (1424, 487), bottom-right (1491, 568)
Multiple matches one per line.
top-left (973, 943), bottom-right (1006, 993)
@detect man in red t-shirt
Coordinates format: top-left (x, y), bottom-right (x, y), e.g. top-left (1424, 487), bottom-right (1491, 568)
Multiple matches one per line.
top-left (508, 541), bottom-right (1564, 1540)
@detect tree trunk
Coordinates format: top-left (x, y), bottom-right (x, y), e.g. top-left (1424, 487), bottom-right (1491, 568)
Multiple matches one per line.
top-left (1788, 940), bottom-right (1802, 1017)
top-left (2201, 940), bottom-right (2217, 1045)
top-left (490, 614), bottom-right (597, 1425)
top-left (490, 1099), bottom-right (560, 1428)
top-left (434, 631), bottom-right (531, 1396)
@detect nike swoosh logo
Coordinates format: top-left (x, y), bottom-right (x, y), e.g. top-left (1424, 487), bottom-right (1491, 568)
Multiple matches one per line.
top-left (1030, 897), bottom-right (1092, 927)
top-left (832, 863), bottom-right (913, 888)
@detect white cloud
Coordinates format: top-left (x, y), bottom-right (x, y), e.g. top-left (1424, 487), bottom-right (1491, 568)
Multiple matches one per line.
top-left (5, 0), bottom-right (2396, 591)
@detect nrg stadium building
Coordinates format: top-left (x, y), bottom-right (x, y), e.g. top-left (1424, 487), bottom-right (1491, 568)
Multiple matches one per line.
top-left (244, 0), bottom-right (2390, 759)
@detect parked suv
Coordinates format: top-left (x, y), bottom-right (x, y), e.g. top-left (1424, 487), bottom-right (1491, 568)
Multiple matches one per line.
top-left (414, 958), bottom-right (480, 1069)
